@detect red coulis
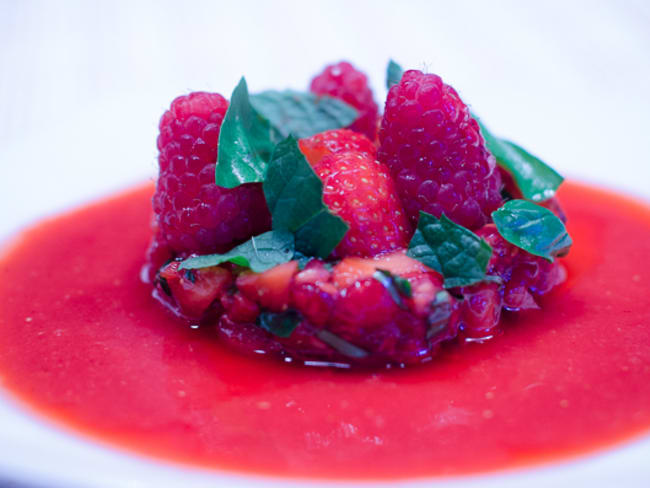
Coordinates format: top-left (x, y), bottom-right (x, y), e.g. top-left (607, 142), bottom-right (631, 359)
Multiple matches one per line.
top-left (0, 182), bottom-right (649, 479)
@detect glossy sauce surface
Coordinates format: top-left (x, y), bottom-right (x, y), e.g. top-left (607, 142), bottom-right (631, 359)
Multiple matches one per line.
top-left (0, 182), bottom-right (649, 480)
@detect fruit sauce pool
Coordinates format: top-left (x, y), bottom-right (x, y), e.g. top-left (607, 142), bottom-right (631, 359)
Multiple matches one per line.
top-left (0, 182), bottom-right (649, 480)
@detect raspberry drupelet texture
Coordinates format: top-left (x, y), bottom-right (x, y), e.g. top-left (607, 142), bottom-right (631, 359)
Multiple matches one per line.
top-left (477, 224), bottom-right (566, 311)
top-left (378, 70), bottom-right (503, 230)
top-left (152, 92), bottom-right (271, 257)
top-left (310, 61), bottom-right (379, 142)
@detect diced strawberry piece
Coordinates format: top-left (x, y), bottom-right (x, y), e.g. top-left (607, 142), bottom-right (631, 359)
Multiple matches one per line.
top-left (331, 251), bottom-right (428, 289)
top-left (290, 261), bottom-right (337, 326)
top-left (220, 292), bottom-right (260, 323)
top-left (159, 261), bottom-right (232, 318)
top-left (236, 261), bottom-right (299, 312)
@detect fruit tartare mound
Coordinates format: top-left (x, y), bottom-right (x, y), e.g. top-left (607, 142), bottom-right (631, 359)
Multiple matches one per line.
top-left (143, 60), bottom-right (572, 368)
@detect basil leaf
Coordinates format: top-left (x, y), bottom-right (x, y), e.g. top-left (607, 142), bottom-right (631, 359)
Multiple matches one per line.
top-left (427, 290), bottom-right (453, 339)
top-left (263, 136), bottom-right (348, 258)
top-left (475, 116), bottom-right (563, 202)
top-left (407, 212), bottom-right (492, 288)
top-left (373, 269), bottom-right (412, 310)
top-left (316, 330), bottom-right (368, 359)
top-left (250, 90), bottom-right (358, 139)
top-left (386, 59), bottom-right (404, 89)
top-left (492, 199), bottom-right (572, 261)
top-left (215, 77), bottom-right (275, 188)
top-left (258, 310), bottom-right (301, 338)
top-left (178, 230), bottom-right (294, 273)
top-left (293, 210), bottom-right (349, 259)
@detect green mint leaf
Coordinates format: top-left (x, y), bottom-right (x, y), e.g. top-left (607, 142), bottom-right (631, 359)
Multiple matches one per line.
top-left (316, 330), bottom-right (368, 359)
top-left (427, 290), bottom-right (453, 339)
top-left (492, 199), bottom-right (572, 262)
top-left (250, 90), bottom-right (358, 139)
top-left (407, 212), bottom-right (493, 288)
top-left (258, 310), bottom-right (301, 338)
top-left (373, 269), bottom-right (412, 310)
top-left (215, 77), bottom-right (275, 188)
top-left (263, 136), bottom-right (348, 258)
top-left (178, 230), bottom-right (294, 273)
top-left (386, 59), bottom-right (404, 89)
top-left (158, 275), bottom-right (172, 297)
top-left (475, 116), bottom-right (563, 202)
top-left (293, 210), bottom-right (349, 259)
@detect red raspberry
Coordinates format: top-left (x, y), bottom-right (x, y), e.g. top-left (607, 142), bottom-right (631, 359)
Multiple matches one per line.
top-left (378, 70), bottom-right (503, 230)
top-left (476, 224), bottom-right (567, 311)
top-left (299, 129), bottom-right (376, 168)
top-left (315, 151), bottom-right (411, 257)
top-left (152, 92), bottom-right (270, 257)
top-left (310, 61), bottom-right (379, 141)
top-left (458, 282), bottom-right (503, 340)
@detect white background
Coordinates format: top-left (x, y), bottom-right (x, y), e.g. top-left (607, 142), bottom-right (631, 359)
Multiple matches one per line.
top-left (1, 1), bottom-right (650, 486)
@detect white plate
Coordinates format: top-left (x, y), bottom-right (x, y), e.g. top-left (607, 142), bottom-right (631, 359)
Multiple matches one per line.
top-left (1, 1), bottom-right (650, 486)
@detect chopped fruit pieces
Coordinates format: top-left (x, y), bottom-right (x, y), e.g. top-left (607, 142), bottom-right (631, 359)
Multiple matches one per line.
top-left (236, 261), bottom-right (299, 312)
top-left (146, 60), bottom-right (571, 368)
top-left (158, 261), bottom-right (232, 318)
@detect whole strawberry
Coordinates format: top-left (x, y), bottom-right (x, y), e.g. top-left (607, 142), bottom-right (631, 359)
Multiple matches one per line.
top-left (316, 150), bottom-right (410, 257)
top-left (378, 70), bottom-right (503, 230)
top-left (151, 92), bottom-right (271, 258)
top-left (299, 128), bottom-right (377, 168)
top-left (310, 61), bottom-right (379, 141)
top-left (298, 130), bottom-right (408, 257)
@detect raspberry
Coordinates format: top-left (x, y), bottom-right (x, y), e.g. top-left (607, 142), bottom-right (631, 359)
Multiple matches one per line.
top-left (458, 282), bottom-right (503, 340)
top-left (310, 61), bottom-right (379, 141)
top-left (314, 151), bottom-right (411, 257)
top-left (299, 129), bottom-right (376, 168)
top-left (476, 224), bottom-right (567, 311)
top-left (151, 92), bottom-right (270, 258)
top-left (378, 70), bottom-right (503, 229)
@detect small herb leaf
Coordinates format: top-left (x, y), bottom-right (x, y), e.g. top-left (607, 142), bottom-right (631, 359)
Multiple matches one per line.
top-left (263, 136), bottom-right (348, 258)
top-left (407, 212), bottom-right (493, 288)
top-left (427, 290), bottom-right (453, 339)
top-left (293, 209), bottom-right (349, 259)
top-left (250, 90), bottom-right (358, 139)
top-left (475, 116), bottom-right (563, 202)
top-left (215, 77), bottom-right (275, 188)
top-left (386, 59), bottom-right (404, 89)
top-left (373, 269), bottom-right (412, 309)
top-left (179, 230), bottom-right (294, 273)
top-left (258, 310), bottom-right (301, 338)
top-left (492, 199), bottom-right (572, 261)
top-left (317, 330), bottom-right (368, 359)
